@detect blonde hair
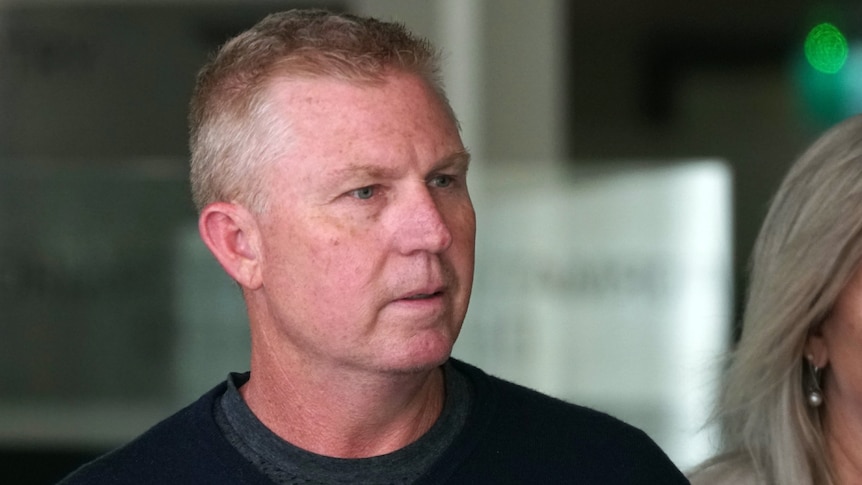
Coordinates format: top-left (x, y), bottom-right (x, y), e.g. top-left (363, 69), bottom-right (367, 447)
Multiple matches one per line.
top-left (188, 9), bottom-right (450, 213)
top-left (693, 113), bottom-right (862, 484)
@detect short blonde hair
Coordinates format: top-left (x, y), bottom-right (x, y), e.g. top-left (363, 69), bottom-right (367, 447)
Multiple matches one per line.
top-left (693, 113), bottom-right (862, 485)
top-left (188, 9), bottom-right (451, 213)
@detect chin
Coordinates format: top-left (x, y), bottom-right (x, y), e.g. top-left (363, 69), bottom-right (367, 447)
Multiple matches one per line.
top-left (386, 333), bottom-right (454, 374)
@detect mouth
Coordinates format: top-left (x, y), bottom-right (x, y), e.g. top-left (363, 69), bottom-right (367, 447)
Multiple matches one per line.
top-left (402, 291), bottom-right (443, 301)
top-left (398, 285), bottom-right (446, 301)
top-left (388, 286), bottom-right (450, 319)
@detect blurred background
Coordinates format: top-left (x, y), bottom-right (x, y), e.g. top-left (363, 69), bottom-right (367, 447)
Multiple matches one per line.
top-left (1, 0), bottom-right (860, 483)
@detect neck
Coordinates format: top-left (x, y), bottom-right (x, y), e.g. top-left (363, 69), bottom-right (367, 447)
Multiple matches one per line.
top-left (240, 350), bottom-right (447, 459)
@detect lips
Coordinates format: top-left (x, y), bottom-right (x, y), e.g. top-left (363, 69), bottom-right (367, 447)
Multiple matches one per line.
top-left (403, 292), bottom-right (442, 300)
top-left (398, 286), bottom-right (446, 301)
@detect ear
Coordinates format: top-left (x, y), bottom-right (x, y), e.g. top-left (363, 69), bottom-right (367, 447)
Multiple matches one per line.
top-left (198, 202), bottom-right (263, 290)
top-left (804, 324), bottom-right (829, 368)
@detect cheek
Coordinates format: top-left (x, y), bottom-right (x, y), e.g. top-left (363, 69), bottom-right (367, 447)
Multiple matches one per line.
top-left (260, 219), bottom-right (344, 291)
top-left (445, 209), bottom-right (476, 287)
top-left (446, 200), bottom-right (476, 236)
top-left (453, 210), bottom-right (477, 260)
top-left (310, 231), bottom-right (387, 285)
top-left (823, 316), bottom-right (862, 390)
top-left (824, 300), bottom-right (862, 346)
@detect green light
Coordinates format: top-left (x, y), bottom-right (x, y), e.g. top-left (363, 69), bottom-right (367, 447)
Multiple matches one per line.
top-left (804, 22), bottom-right (848, 74)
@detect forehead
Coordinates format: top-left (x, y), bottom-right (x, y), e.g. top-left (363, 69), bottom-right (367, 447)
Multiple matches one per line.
top-left (273, 72), bottom-right (452, 122)
top-left (264, 73), bottom-right (463, 171)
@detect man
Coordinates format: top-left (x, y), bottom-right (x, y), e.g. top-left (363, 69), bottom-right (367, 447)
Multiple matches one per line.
top-left (61, 9), bottom-right (688, 484)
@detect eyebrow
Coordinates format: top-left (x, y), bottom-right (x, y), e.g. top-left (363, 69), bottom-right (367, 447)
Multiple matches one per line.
top-left (326, 149), bottom-right (472, 181)
top-left (437, 149), bottom-right (472, 171)
top-left (328, 164), bottom-right (398, 181)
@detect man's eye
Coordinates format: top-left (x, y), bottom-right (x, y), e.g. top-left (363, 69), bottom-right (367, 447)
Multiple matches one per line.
top-left (430, 175), bottom-right (453, 188)
top-left (350, 186), bottom-right (375, 200)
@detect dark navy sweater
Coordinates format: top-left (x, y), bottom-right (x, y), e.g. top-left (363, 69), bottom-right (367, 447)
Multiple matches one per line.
top-left (59, 359), bottom-right (689, 484)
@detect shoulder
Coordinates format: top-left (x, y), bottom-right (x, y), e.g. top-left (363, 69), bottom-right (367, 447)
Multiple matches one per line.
top-left (445, 359), bottom-right (688, 484)
top-left (58, 381), bottom-right (260, 485)
top-left (452, 358), bottom-right (658, 439)
top-left (688, 458), bottom-right (760, 485)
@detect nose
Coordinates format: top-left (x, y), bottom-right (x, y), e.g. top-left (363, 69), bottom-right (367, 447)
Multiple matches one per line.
top-left (392, 186), bottom-right (453, 254)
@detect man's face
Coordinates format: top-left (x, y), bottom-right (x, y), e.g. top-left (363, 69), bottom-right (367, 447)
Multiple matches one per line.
top-left (249, 72), bottom-right (475, 375)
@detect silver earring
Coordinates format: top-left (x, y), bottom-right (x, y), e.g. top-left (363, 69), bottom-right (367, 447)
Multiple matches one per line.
top-left (806, 355), bottom-right (823, 407)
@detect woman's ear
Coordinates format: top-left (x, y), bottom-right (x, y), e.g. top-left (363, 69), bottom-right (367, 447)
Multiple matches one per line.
top-left (804, 324), bottom-right (830, 368)
top-left (197, 202), bottom-right (263, 290)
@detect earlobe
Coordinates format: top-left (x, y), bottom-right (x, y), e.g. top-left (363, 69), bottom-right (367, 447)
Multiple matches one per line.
top-left (198, 202), bottom-right (263, 290)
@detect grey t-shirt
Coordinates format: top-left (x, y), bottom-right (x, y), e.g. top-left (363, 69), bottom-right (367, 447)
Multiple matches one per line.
top-left (214, 362), bottom-right (471, 485)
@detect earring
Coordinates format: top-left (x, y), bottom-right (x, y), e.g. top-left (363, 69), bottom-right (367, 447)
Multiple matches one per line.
top-left (806, 355), bottom-right (823, 407)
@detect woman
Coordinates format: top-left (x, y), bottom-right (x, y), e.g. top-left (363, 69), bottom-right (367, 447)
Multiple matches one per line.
top-left (690, 113), bottom-right (862, 485)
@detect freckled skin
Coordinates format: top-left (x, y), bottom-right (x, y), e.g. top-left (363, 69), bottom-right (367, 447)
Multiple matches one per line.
top-left (244, 72), bottom-right (476, 377)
